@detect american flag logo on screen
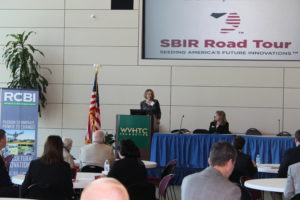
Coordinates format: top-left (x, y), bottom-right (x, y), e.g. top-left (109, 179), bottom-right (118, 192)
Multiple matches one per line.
top-left (211, 12), bottom-right (241, 34)
top-left (85, 70), bottom-right (101, 144)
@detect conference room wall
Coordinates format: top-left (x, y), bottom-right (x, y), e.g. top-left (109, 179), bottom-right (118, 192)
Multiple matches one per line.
top-left (0, 1), bottom-right (300, 158)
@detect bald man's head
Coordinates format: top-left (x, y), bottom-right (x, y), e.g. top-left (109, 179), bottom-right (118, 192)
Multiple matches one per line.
top-left (93, 130), bottom-right (105, 144)
top-left (81, 178), bottom-right (129, 200)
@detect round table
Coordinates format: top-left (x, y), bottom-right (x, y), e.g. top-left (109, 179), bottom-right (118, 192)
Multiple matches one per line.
top-left (12, 172), bottom-right (102, 189)
top-left (74, 160), bottom-right (157, 169)
top-left (244, 178), bottom-right (286, 193)
top-left (0, 199), bottom-right (35, 200)
top-left (257, 164), bottom-right (280, 174)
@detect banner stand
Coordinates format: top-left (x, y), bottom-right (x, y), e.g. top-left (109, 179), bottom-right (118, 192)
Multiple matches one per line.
top-left (0, 88), bottom-right (38, 176)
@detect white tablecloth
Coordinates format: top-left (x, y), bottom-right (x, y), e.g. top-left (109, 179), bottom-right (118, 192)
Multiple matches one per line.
top-left (12, 172), bottom-right (102, 189)
top-left (244, 178), bottom-right (286, 193)
top-left (257, 164), bottom-right (279, 174)
top-left (74, 159), bottom-right (157, 169)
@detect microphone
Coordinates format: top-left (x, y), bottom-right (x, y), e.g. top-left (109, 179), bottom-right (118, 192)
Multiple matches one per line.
top-left (278, 119), bottom-right (281, 133)
top-left (179, 115), bottom-right (185, 134)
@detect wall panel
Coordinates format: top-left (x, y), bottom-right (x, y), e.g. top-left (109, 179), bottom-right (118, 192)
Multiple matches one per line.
top-left (0, 10), bottom-right (64, 27)
top-left (65, 10), bottom-right (138, 28)
top-left (65, 28), bottom-right (138, 46)
top-left (64, 47), bottom-right (138, 65)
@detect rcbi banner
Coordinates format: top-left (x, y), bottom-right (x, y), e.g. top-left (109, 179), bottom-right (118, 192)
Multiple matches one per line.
top-left (0, 88), bottom-right (38, 176)
top-left (143, 0), bottom-right (300, 60)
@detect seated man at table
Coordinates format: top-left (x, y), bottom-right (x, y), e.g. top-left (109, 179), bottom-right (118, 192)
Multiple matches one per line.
top-left (79, 130), bottom-right (115, 168)
top-left (284, 162), bottom-right (300, 200)
top-left (181, 141), bottom-right (241, 200)
top-left (81, 178), bottom-right (129, 200)
top-left (230, 136), bottom-right (257, 183)
top-left (278, 130), bottom-right (300, 178)
top-left (0, 129), bottom-right (18, 197)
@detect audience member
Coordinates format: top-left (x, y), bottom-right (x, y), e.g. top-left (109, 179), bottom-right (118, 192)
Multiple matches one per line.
top-left (278, 130), bottom-right (300, 178)
top-left (63, 138), bottom-right (75, 167)
top-left (0, 129), bottom-right (18, 197)
top-left (284, 162), bottom-right (300, 200)
top-left (230, 136), bottom-right (257, 183)
top-left (79, 130), bottom-right (115, 168)
top-left (81, 178), bottom-right (129, 200)
top-left (21, 135), bottom-right (73, 200)
top-left (182, 141), bottom-right (241, 200)
top-left (108, 139), bottom-right (147, 188)
top-left (209, 111), bottom-right (230, 134)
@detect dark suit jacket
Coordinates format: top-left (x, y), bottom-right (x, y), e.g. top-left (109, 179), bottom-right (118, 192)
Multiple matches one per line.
top-left (0, 155), bottom-right (12, 188)
top-left (278, 145), bottom-right (300, 178)
top-left (209, 121), bottom-right (230, 134)
top-left (108, 157), bottom-right (147, 188)
top-left (140, 99), bottom-right (161, 119)
top-left (229, 151), bottom-right (258, 183)
top-left (21, 159), bottom-right (73, 200)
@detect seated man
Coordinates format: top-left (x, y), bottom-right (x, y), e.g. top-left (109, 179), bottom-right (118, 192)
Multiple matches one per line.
top-left (81, 178), bottom-right (129, 200)
top-left (278, 130), bottom-right (300, 178)
top-left (284, 162), bottom-right (300, 200)
top-left (63, 138), bottom-right (75, 167)
top-left (181, 141), bottom-right (241, 200)
top-left (230, 136), bottom-right (257, 183)
top-left (0, 129), bottom-right (18, 197)
top-left (79, 130), bottom-right (115, 168)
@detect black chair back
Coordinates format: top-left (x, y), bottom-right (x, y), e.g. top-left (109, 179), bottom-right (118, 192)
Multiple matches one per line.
top-left (127, 182), bottom-right (156, 200)
top-left (81, 165), bottom-right (104, 173)
top-left (291, 194), bottom-right (300, 200)
top-left (193, 129), bottom-right (209, 134)
top-left (27, 183), bottom-right (69, 200)
top-left (277, 131), bottom-right (292, 137)
top-left (245, 128), bottom-right (262, 136)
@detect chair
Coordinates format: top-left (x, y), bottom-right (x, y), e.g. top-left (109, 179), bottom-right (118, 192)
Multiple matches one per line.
top-left (277, 131), bottom-right (291, 137)
top-left (70, 167), bottom-right (79, 180)
top-left (81, 165), bottom-right (104, 173)
top-left (245, 128), bottom-right (262, 136)
top-left (26, 183), bottom-right (69, 200)
top-left (240, 176), bottom-right (262, 200)
top-left (148, 160), bottom-right (177, 187)
top-left (160, 160), bottom-right (177, 179)
top-left (171, 129), bottom-right (190, 134)
top-left (158, 174), bottom-right (175, 200)
top-left (127, 182), bottom-right (156, 200)
top-left (291, 193), bottom-right (300, 200)
top-left (193, 129), bottom-right (209, 134)
top-left (4, 155), bottom-right (14, 172)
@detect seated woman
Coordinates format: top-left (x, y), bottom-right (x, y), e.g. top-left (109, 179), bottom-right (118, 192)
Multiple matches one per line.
top-left (21, 135), bottom-right (73, 200)
top-left (209, 111), bottom-right (230, 134)
top-left (108, 139), bottom-right (147, 188)
top-left (63, 138), bottom-right (75, 168)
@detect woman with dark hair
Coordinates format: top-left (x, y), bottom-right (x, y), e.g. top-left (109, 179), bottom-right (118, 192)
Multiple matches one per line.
top-left (21, 135), bottom-right (73, 200)
top-left (108, 139), bottom-right (147, 187)
top-left (140, 89), bottom-right (161, 125)
top-left (209, 111), bottom-right (230, 134)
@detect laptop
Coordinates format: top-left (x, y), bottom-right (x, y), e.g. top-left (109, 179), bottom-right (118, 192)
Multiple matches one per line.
top-left (130, 109), bottom-right (147, 115)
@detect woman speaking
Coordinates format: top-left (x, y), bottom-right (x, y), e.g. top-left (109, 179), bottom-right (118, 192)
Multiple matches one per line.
top-left (209, 111), bottom-right (230, 134)
top-left (140, 89), bottom-right (161, 126)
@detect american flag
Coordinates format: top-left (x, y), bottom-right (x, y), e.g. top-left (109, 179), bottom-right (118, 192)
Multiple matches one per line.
top-left (85, 69), bottom-right (101, 144)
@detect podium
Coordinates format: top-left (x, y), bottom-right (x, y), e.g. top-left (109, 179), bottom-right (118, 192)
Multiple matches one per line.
top-left (116, 115), bottom-right (156, 160)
